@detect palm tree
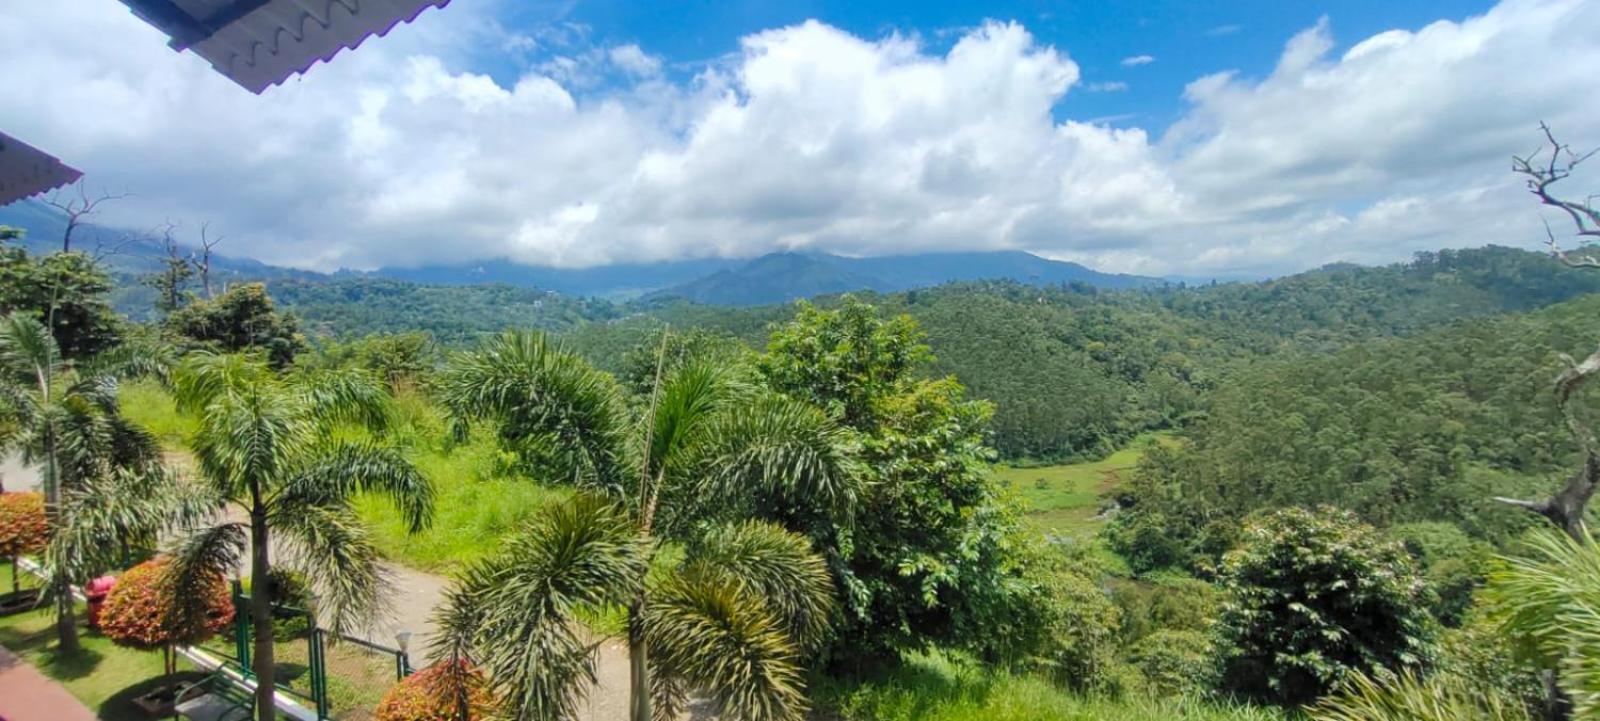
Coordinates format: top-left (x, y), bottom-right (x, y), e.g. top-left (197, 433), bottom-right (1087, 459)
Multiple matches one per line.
top-left (0, 312), bottom-right (177, 653)
top-left (163, 353), bottom-right (435, 721)
top-left (433, 330), bottom-right (857, 721)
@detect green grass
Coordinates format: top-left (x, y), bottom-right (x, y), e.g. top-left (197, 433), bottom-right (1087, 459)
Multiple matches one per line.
top-left (819, 651), bottom-right (1288, 721)
top-left (118, 378), bottom-right (196, 448)
top-left (354, 387), bottom-right (575, 571)
top-left (0, 564), bottom-right (205, 721)
top-left (995, 433), bottom-right (1173, 536)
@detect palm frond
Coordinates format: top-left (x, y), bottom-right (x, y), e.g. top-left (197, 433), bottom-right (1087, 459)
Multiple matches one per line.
top-left (439, 331), bottom-right (635, 493)
top-left (47, 465), bottom-right (221, 584)
top-left (435, 494), bottom-right (647, 721)
top-left (686, 520), bottom-right (837, 654)
top-left (269, 499), bottom-right (390, 636)
top-left (648, 360), bottom-right (737, 481)
top-left (1310, 671), bottom-right (1533, 721)
top-left (75, 340), bottom-right (175, 388)
top-left (296, 367), bottom-right (393, 431)
top-left (171, 353), bottom-right (272, 416)
top-left (167, 522), bottom-right (248, 637)
top-left (0, 312), bottom-right (60, 390)
top-left (189, 387), bottom-right (305, 499)
top-left (1487, 530), bottom-right (1600, 715)
top-left (276, 440), bottom-right (434, 533)
top-left (646, 564), bottom-right (808, 721)
top-left (697, 393), bottom-right (862, 515)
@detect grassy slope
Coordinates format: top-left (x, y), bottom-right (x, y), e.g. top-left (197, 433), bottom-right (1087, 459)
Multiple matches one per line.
top-left (819, 652), bottom-right (1286, 721)
top-left (997, 432), bottom-right (1171, 536)
top-left (0, 566), bottom-right (201, 721)
top-left (120, 379), bottom-right (574, 573)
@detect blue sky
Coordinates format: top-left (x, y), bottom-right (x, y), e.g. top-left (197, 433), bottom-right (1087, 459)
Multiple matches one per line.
top-left (2, 0), bottom-right (1595, 276)
top-left (485, 0), bottom-right (1497, 131)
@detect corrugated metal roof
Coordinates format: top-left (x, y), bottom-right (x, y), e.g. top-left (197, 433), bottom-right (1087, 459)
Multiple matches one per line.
top-left (123, 0), bottom-right (451, 94)
top-left (0, 132), bottom-right (83, 208)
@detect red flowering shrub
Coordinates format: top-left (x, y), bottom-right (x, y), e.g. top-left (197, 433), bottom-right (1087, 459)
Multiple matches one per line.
top-left (374, 660), bottom-right (494, 721)
top-left (99, 558), bottom-right (234, 650)
top-left (0, 492), bottom-right (48, 557)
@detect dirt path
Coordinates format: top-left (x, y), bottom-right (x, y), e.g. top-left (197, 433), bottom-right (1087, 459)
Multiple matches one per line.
top-left (363, 561), bottom-right (635, 721)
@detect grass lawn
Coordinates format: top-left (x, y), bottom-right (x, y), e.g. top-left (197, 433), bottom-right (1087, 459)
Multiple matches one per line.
top-left (119, 379), bottom-right (197, 448)
top-left (995, 433), bottom-right (1173, 536)
top-left (0, 564), bottom-right (205, 721)
top-left (819, 651), bottom-right (1286, 721)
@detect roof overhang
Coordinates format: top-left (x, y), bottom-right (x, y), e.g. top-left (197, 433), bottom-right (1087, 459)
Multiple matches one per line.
top-left (0, 132), bottom-right (83, 208)
top-left (121, 0), bottom-right (451, 94)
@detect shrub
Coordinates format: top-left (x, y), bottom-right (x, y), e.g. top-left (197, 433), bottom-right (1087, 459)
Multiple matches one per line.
top-left (1130, 629), bottom-right (1220, 695)
top-left (100, 558), bottom-right (233, 651)
top-left (1112, 574), bottom-right (1220, 642)
top-left (1037, 567), bottom-right (1123, 692)
top-left (374, 660), bottom-right (494, 721)
top-left (1388, 522), bottom-right (1492, 627)
top-left (0, 491), bottom-right (48, 557)
top-left (1218, 507), bottom-right (1436, 706)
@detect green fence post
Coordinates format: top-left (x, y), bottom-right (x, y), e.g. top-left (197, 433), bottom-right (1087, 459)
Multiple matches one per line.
top-left (310, 627), bottom-right (329, 720)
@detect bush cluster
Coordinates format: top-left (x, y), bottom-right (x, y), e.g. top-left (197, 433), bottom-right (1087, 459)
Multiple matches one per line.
top-left (374, 660), bottom-right (494, 721)
top-left (99, 558), bottom-right (234, 650)
top-left (1217, 507), bottom-right (1436, 705)
top-left (0, 491), bottom-right (48, 557)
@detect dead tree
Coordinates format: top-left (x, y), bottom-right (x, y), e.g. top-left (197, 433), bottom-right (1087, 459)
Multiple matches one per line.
top-left (1501, 123), bottom-right (1600, 540)
top-left (190, 222), bottom-right (223, 299)
top-left (42, 181), bottom-right (127, 253)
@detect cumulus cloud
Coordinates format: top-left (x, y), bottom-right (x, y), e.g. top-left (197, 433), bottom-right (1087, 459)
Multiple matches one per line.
top-left (608, 44), bottom-right (661, 76)
top-left (1120, 54), bottom-right (1155, 66)
top-left (1086, 81), bottom-right (1129, 92)
top-left (0, 0), bottom-right (1597, 276)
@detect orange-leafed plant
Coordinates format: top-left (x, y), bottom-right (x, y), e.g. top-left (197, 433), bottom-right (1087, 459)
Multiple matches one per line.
top-left (375, 660), bottom-right (494, 721)
top-left (100, 558), bottom-right (234, 675)
top-left (0, 491), bottom-right (47, 595)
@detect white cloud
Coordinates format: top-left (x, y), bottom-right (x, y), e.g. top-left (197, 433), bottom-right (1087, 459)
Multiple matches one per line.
top-left (1120, 54), bottom-right (1155, 66)
top-left (608, 44), bottom-right (662, 76)
top-left (1206, 24), bottom-right (1243, 37)
top-left (1086, 81), bottom-right (1129, 92)
top-left (0, 0), bottom-right (1597, 277)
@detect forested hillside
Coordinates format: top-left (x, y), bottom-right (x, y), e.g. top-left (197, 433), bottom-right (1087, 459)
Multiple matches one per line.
top-left (176, 245), bottom-right (1599, 462)
top-left (569, 246), bottom-right (1600, 460)
top-left (1110, 292), bottom-right (1600, 572)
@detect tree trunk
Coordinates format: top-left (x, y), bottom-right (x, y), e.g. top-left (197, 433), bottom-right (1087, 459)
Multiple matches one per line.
top-left (41, 432), bottom-right (79, 654)
top-left (250, 510), bottom-right (276, 721)
top-left (628, 598), bottom-right (652, 721)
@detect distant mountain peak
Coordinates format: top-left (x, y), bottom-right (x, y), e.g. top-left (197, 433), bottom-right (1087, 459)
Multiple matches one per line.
top-left (646, 249), bottom-right (1160, 306)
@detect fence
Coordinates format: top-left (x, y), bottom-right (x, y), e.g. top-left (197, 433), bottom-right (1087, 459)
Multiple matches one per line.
top-left (206, 581), bottom-right (414, 721)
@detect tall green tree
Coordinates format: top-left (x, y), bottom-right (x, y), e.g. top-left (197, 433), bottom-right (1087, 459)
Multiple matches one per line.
top-left (0, 312), bottom-right (175, 653)
top-left (434, 330), bottom-right (855, 721)
top-left (0, 240), bottom-right (122, 359)
top-left (163, 354), bottom-right (435, 721)
top-left (165, 283), bottom-right (306, 368)
top-left (757, 298), bottom-right (1039, 663)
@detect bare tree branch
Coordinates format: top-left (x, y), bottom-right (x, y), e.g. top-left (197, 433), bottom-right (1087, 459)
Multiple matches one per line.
top-left (1504, 123), bottom-right (1600, 540)
top-left (190, 221), bottom-right (224, 300)
top-left (42, 181), bottom-right (128, 254)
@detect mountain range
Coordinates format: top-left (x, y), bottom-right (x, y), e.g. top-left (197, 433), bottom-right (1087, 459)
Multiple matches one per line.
top-left (644, 250), bottom-right (1160, 305)
top-left (1, 199), bottom-right (1163, 304)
